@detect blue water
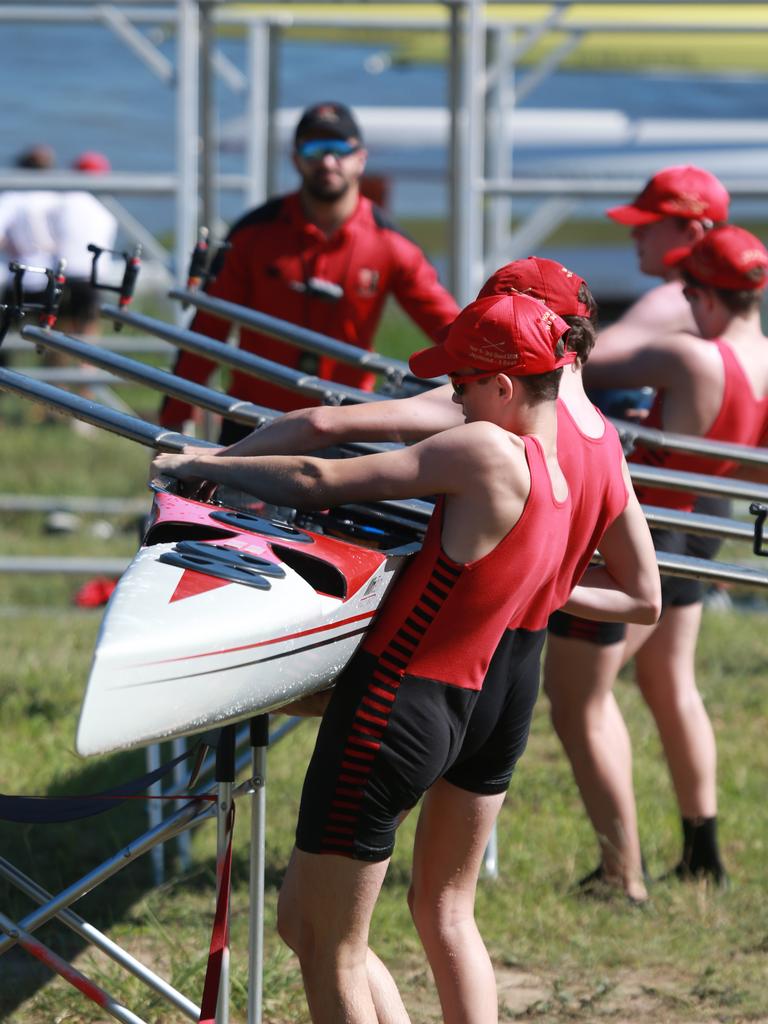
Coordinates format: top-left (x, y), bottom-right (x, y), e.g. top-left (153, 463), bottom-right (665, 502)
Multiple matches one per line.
top-left (2, 22), bottom-right (766, 233)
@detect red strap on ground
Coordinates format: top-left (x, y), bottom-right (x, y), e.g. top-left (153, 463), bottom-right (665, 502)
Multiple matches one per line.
top-left (198, 803), bottom-right (235, 1023)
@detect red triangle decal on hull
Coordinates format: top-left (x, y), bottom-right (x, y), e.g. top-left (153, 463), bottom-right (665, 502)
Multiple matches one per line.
top-left (170, 569), bottom-right (233, 602)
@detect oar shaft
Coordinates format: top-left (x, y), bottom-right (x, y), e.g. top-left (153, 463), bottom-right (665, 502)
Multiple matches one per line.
top-left (102, 305), bottom-right (386, 406)
top-left (0, 366), bottom-right (211, 453)
top-left (169, 288), bottom-right (412, 381)
top-left (22, 325), bottom-right (276, 429)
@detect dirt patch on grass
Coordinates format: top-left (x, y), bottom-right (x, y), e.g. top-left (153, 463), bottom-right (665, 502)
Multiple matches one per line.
top-left (492, 963), bottom-right (768, 1022)
top-left (397, 962), bottom-right (768, 1024)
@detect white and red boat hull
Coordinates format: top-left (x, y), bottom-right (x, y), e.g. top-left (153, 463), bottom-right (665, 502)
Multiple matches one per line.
top-left (76, 488), bottom-right (417, 755)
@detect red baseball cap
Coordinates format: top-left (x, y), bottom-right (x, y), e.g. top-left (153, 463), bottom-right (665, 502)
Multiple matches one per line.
top-left (477, 256), bottom-right (591, 318)
top-left (409, 293), bottom-right (573, 380)
top-left (664, 225), bottom-right (768, 291)
top-left (606, 165), bottom-right (729, 226)
top-left (73, 151), bottom-right (111, 174)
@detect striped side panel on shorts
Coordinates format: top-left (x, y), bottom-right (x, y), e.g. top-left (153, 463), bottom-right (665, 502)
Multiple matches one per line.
top-left (319, 554), bottom-right (463, 854)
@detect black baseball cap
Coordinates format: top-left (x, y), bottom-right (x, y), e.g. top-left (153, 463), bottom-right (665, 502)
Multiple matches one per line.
top-left (294, 102), bottom-right (362, 144)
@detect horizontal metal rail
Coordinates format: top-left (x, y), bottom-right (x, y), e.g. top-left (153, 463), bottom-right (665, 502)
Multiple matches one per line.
top-left (102, 305), bottom-right (389, 406)
top-left (0, 495), bottom-right (148, 515)
top-left (16, 367), bottom-right (120, 386)
top-left (56, 309), bottom-right (768, 507)
top-left (629, 463), bottom-right (768, 505)
top-left (611, 418), bottom-right (768, 470)
top-left (481, 177), bottom-right (768, 200)
top-left (168, 288), bottom-right (419, 385)
top-left (3, 367), bottom-right (767, 589)
top-left (3, 335), bottom-right (172, 356)
top-left (0, 367), bottom-right (212, 453)
top-left (22, 326), bottom-right (278, 431)
top-left (0, 558), bottom-right (130, 575)
top-left (641, 504), bottom-right (754, 543)
top-left (655, 551), bottom-right (768, 590)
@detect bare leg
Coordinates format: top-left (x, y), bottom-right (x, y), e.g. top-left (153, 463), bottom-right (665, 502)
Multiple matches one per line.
top-left (408, 779), bottom-right (506, 1024)
top-left (277, 846), bottom-right (410, 1024)
top-left (544, 633), bottom-right (647, 900)
top-left (629, 603), bottom-right (716, 819)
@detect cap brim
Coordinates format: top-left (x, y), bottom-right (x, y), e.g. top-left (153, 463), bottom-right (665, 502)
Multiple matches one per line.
top-left (409, 342), bottom-right (466, 379)
top-left (605, 204), bottom-right (664, 226)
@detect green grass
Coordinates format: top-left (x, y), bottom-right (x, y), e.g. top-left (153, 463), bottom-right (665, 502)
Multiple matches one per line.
top-left (1, 607), bottom-right (767, 1022)
top-left (229, 5), bottom-right (768, 74)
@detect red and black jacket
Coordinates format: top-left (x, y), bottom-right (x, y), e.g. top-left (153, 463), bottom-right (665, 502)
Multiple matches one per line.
top-left (160, 193), bottom-right (458, 423)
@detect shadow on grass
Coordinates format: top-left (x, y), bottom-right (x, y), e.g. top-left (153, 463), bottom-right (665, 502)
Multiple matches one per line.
top-left (0, 740), bottom-right (240, 1019)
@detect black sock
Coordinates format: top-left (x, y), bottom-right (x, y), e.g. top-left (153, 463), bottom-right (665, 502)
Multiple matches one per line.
top-left (679, 816), bottom-right (727, 883)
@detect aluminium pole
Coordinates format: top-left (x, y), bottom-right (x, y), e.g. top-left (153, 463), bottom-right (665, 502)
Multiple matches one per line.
top-left (175, 0), bottom-right (200, 316)
top-left (245, 20), bottom-right (272, 207)
top-left (247, 716), bottom-right (269, 1024)
top-left (454, 0), bottom-right (486, 305)
top-left (199, 0), bottom-right (218, 233)
top-left (173, 0), bottom-right (203, 871)
top-left (447, 0), bottom-right (461, 298)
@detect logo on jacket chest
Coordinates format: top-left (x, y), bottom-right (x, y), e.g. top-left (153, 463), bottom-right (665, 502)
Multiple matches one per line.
top-left (355, 268), bottom-right (380, 298)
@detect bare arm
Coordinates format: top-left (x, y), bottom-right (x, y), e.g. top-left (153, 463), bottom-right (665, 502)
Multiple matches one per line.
top-left (561, 461), bottom-right (661, 624)
top-left (585, 280), bottom-right (698, 390)
top-left (211, 384), bottom-right (462, 458)
top-left (152, 420), bottom-right (501, 512)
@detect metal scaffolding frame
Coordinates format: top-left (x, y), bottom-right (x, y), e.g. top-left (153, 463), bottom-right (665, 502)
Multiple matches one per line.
top-left (3, 1), bottom-right (767, 304)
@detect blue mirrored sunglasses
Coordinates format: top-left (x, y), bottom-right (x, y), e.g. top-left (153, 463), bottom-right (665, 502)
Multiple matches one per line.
top-left (296, 138), bottom-right (361, 161)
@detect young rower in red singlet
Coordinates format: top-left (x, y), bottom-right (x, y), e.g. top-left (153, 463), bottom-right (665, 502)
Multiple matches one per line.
top-left (153, 288), bottom-right (659, 1024)
top-left (191, 253), bottom-right (663, 913)
top-left (571, 226), bottom-right (768, 890)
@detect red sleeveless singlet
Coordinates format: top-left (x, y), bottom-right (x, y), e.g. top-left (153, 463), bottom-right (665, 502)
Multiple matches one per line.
top-left (518, 399), bottom-right (629, 628)
top-left (362, 434), bottom-right (571, 691)
top-left (631, 339), bottom-right (768, 512)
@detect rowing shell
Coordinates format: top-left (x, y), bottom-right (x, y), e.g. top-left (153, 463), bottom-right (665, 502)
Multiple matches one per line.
top-left (76, 486), bottom-right (419, 755)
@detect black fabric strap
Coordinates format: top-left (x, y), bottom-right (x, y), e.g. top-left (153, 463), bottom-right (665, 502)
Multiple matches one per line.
top-left (0, 744), bottom-right (201, 823)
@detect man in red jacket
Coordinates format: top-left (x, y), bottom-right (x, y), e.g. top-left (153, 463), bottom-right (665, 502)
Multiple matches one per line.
top-left (160, 101), bottom-right (459, 441)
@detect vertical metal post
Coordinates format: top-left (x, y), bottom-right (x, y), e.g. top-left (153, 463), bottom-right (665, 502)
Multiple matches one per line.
top-left (215, 725), bottom-right (236, 1024)
top-left (247, 715), bottom-right (269, 1024)
top-left (175, 0), bottom-right (200, 309)
top-left (173, 737), bottom-right (191, 871)
top-left (245, 21), bottom-right (272, 208)
top-left (485, 24), bottom-right (514, 274)
top-left (266, 25), bottom-right (282, 200)
top-left (199, 0), bottom-right (218, 234)
top-left (451, 0), bottom-right (486, 306)
top-left (146, 744), bottom-right (164, 886)
top-left (447, 0), bottom-right (462, 300)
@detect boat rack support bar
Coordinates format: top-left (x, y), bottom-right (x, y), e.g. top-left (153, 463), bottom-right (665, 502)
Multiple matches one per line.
top-left (215, 726), bottom-right (237, 1024)
top-left (0, 856), bottom-right (200, 1020)
top-left (0, 792), bottom-right (216, 958)
top-left (0, 907), bottom-right (146, 1024)
top-left (248, 716), bottom-right (269, 1024)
